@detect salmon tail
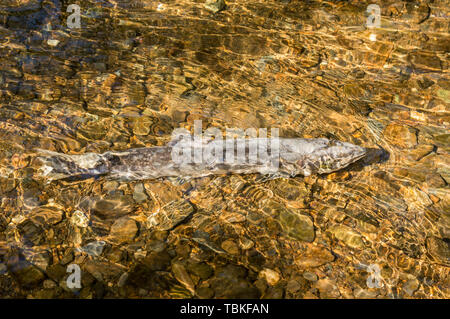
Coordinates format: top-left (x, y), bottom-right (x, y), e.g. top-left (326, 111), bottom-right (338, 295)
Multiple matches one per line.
top-left (35, 149), bottom-right (110, 181)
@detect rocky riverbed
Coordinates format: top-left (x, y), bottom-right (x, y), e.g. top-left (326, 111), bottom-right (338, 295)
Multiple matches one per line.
top-left (0, 0), bottom-right (448, 298)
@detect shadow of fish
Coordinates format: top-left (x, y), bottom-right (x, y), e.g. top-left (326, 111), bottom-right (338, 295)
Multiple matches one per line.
top-left (36, 138), bottom-right (367, 181)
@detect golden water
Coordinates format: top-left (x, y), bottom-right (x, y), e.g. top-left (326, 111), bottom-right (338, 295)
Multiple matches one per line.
top-left (0, 0), bottom-right (448, 298)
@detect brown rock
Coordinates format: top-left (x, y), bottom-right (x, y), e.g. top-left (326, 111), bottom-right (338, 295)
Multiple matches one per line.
top-left (204, 0), bottom-right (226, 13)
top-left (196, 286), bottom-right (214, 298)
top-left (328, 225), bottom-right (365, 249)
top-left (384, 123), bottom-right (418, 148)
top-left (29, 205), bottom-right (64, 226)
top-left (426, 236), bottom-right (450, 265)
top-left (141, 251), bottom-right (171, 271)
top-left (8, 255), bottom-right (45, 288)
top-left (403, 278), bottom-right (420, 297)
top-left (84, 260), bottom-right (123, 283)
top-left (258, 268), bottom-right (281, 286)
top-left (294, 245), bottom-right (335, 267)
top-left (92, 195), bottom-right (135, 219)
top-left (144, 182), bottom-right (181, 205)
top-left (409, 51), bottom-right (442, 72)
top-left (407, 144), bottom-right (434, 161)
top-left (315, 278), bottom-right (341, 298)
top-left (219, 239), bottom-right (238, 255)
top-left (109, 217), bottom-right (139, 243)
top-left (133, 117), bottom-right (152, 136)
top-left (278, 208), bottom-right (315, 242)
top-left (400, 185), bottom-right (433, 211)
top-left (171, 262), bottom-right (195, 295)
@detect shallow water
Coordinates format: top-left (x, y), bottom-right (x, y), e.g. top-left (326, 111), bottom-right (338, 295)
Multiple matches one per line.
top-left (0, 0), bottom-right (448, 298)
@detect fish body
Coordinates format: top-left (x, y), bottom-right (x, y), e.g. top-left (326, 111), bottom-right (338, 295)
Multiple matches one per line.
top-left (37, 138), bottom-right (367, 181)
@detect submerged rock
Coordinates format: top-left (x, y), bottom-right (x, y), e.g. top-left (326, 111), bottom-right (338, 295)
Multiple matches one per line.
top-left (328, 225), bottom-right (365, 249)
top-left (91, 195), bottom-right (135, 220)
top-left (384, 124), bottom-right (418, 148)
top-left (294, 245), bottom-right (335, 268)
top-left (403, 278), bottom-right (420, 297)
top-left (258, 268), bottom-right (281, 286)
top-left (426, 236), bottom-right (450, 265)
top-left (186, 262), bottom-right (213, 279)
top-left (278, 208), bottom-right (315, 242)
top-left (221, 239), bottom-right (239, 255)
top-left (7, 254), bottom-right (45, 288)
top-left (171, 262), bottom-right (195, 295)
top-left (109, 217), bottom-right (139, 244)
top-left (80, 241), bottom-right (106, 257)
top-left (133, 183), bottom-right (148, 203)
top-left (28, 205), bottom-right (64, 227)
top-left (302, 272), bottom-right (318, 282)
top-left (70, 210), bottom-right (89, 228)
top-left (210, 264), bottom-right (260, 298)
top-left (204, 0), bottom-right (226, 13)
top-left (147, 200), bottom-right (194, 231)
